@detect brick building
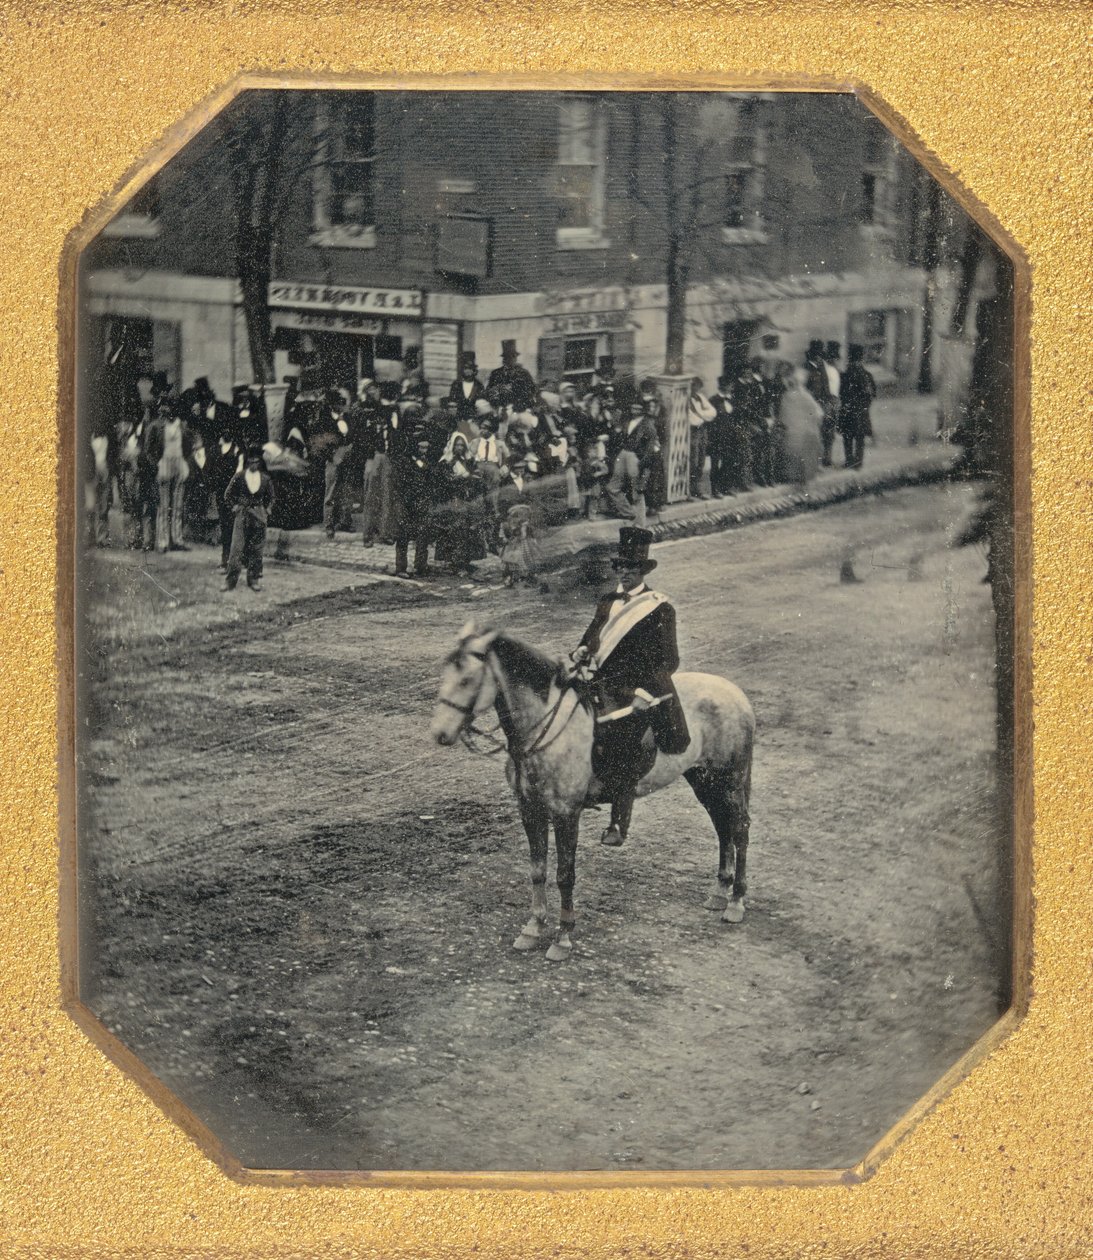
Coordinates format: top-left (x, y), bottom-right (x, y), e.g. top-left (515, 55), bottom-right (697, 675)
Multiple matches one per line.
top-left (80, 89), bottom-right (982, 412)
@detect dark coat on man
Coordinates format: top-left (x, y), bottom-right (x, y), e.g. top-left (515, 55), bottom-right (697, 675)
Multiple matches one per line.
top-left (578, 590), bottom-right (690, 755)
top-left (838, 363), bottom-right (877, 436)
top-left (447, 376), bottom-right (489, 424)
top-left (487, 362), bottom-right (538, 412)
top-left (392, 450), bottom-right (439, 534)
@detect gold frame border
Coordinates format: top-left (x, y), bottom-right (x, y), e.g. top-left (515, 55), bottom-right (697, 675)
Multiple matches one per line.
top-left (55, 70), bottom-right (1034, 1193)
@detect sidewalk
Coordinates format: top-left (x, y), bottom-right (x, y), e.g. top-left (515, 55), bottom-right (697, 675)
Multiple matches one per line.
top-left (271, 394), bottom-right (955, 577)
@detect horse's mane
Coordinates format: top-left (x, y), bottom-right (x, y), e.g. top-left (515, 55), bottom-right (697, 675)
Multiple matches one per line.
top-left (487, 631), bottom-right (565, 701)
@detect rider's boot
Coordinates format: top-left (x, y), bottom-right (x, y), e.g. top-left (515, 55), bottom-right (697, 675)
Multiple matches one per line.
top-left (600, 792), bottom-right (635, 847)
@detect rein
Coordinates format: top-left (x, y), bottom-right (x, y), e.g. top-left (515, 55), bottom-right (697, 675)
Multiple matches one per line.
top-left (452, 645), bottom-right (587, 761)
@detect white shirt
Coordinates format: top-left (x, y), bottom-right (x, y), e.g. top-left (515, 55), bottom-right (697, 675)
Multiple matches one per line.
top-left (476, 436), bottom-right (499, 463)
top-left (824, 362), bottom-right (841, 397)
top-left (689, 394), bottom-right (717, 427)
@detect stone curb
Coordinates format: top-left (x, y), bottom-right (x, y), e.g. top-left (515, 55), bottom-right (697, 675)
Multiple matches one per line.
top-left (270, 452), bottom-right (956, 576)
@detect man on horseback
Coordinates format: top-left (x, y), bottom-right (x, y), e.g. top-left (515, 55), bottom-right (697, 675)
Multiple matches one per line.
top-left (571, 527), bottom-right (690, 846)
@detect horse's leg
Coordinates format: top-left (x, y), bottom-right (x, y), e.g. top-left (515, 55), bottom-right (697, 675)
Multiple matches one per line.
top-left (545, 813), bottom-right (579, 962)
top-left (722, 762), bottom-right (752, 925)
top-left (684, 767), bottom-right (737, 915)
top-left (513, 795), bottom-right (551, 951)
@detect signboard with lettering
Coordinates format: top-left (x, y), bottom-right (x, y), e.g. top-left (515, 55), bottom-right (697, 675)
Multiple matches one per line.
top-left (422, 322), bottom-right (461, 389)
top-left (274, 310), bottom-right (385, 335)
top-left (436, 216), bottom-right (492, 279)
top-left (544, 309), bottom-right (633, 335)
top-left (268, 282), bottom-right (423, 317)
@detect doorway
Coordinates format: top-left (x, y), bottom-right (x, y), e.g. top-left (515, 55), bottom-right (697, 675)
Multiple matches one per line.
top-left (722, 319), bottom-right (759, 380)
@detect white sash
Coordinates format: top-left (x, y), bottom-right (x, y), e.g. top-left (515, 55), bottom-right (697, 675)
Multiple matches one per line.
top-left (593, 589), bottom-right (664, 667)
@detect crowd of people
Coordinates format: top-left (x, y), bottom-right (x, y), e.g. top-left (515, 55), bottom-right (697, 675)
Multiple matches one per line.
top-left (85, 335), bottom-right (876, 587)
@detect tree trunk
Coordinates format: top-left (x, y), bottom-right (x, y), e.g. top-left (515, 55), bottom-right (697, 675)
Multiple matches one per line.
top-left (234, 94), bottom-right (291, 386)
top-left (662, 98), bottom-right (687, 377)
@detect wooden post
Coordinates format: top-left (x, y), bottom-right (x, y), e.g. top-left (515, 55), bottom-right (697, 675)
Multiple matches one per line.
top-left (653, 374), bottom-right (692, 504)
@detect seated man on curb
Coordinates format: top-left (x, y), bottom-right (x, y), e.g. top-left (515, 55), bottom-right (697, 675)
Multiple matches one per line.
top-left (570, 527), bottom-right (690, 846)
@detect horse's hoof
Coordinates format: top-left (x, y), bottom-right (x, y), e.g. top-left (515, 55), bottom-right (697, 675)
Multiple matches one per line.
top-left (545, 941), bottom-right (573, 962)
top-left (513, 931), bottom-right (541, 951)
top-left (703, 893), bottom-right (729, 912)
top-left (600, 826), bottom-right (624, 847)
top-left (722, 899), bottom-right (745, 924)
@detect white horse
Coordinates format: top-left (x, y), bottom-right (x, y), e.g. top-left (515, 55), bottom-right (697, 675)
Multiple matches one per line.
top-left (430, 622), bottom-right (756, 961)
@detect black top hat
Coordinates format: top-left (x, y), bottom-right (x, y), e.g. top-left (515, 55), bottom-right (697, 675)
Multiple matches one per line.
top-left (460, 351), bottom-right (477, 369)
top-left (806, 339), bottom-right (825, 359)
top-left (848, 343), bottom-right (866, 362)
top-left (245, 443), bottom-right (265, 461)
top-left (193, 376), bottom-right (212, 395)
top-left (824, 340), bottom-right (841, 359)
top-left (501, 339), bottom-right (519, 359)
top-left (612, 526), bottom-right (657, 573)
top-left (151, 370), bottom-right (170, 395)
top-left (597, 356), bottom-right (615, 375)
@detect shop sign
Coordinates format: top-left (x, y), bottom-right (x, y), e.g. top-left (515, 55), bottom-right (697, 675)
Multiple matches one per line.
top-left (544, 308), bottom-right (632, 335)
top-left (274, 309), bottom-right (385, 334)
top-left (268, 282), bottom-right (423, 317)
top-left (541, 289), bottom-right (630, 314)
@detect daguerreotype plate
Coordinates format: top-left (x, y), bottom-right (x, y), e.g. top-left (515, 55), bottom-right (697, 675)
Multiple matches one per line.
top-left (71, 82), bottom-right (1022, 1180)
top-left (5, 2), bottom-right (1086, 1256)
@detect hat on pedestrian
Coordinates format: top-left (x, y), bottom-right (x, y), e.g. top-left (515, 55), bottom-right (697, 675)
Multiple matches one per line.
top-left (151, 370), bottom-right (171, 395)
top-left (612, 526), bottom-right (657, 574)
top-left (501, 339), bottom-right (519, 362)
top-left (460, 351), bottom-right (478, 370)
top-left (597, 356), bottom-right (615, 376)
top-left (806, 339), bottom-right (825, 360)
top-left (245, 443), bottom-right (265, 461)
top-left (848, 343), bottom-right (866, 363)
top-left (825, 340), bottom-right (841, 360)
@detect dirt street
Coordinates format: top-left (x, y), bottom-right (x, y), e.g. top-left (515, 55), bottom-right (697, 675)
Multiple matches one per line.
top-left (79, 481), bottom-right (1007, 1173)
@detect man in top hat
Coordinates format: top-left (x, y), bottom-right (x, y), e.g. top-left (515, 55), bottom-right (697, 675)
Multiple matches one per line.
top-left (487, 340), bottom-right (538, 413)
top-left (570, 526), bottom-right (689, 846)
top-left (804, 339), bottom-right (835, 467)
top-left (837, 344), bottom-right (877, 470)
top-left (230, 383), bottom-right (269, 450)
top-left (447, 352), bottom-right (489, 426)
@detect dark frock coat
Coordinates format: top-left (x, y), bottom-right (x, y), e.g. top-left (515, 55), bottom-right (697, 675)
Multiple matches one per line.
top-left (579, 593), bottom-right (690, 755)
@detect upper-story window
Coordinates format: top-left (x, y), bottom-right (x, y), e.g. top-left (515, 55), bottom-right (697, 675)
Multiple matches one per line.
top-left (555, 97), bottom-right (608, 250)
top-left (859, 127), bottom-right (899, 234)
top-left (721, 99), bottom-right (768, 244)
top-left (102, 175), bottom-right (161, 239)
top-left (312, 94), bottom-right (377, 249)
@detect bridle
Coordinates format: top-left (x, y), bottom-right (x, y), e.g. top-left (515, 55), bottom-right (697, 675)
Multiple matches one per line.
top-left (440, 642), bottom-right (586, 760)
top-left (438, 647), bottom-right (508, 755)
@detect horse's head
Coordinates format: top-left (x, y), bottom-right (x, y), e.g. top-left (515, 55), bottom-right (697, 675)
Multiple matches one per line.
top-left (431, 621), bottom-right (500, 747)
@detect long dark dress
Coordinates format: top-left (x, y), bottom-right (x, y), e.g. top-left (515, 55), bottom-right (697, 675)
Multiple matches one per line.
top-left (433, 459), bottom-right (488, 571)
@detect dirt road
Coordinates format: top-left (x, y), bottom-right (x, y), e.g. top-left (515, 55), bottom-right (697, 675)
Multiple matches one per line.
top-left (80, 481), bottom-right (1007, 1172)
